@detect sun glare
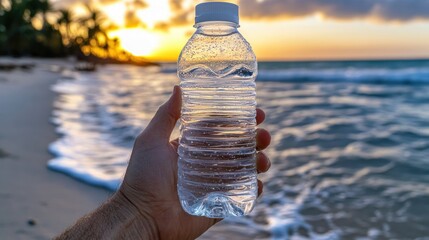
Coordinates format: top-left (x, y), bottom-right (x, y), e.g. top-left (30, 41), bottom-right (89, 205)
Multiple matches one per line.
top-left (138, 0), bottom-right (171, 28)
top-left (100, 2), bottom-right (127, 27)
top-left (109, 29), bottom-right (160, 57)
top-left (98, 0), bottom-right (171, 29)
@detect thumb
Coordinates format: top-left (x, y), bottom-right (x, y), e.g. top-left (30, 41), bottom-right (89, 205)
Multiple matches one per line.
top-left (138, 85), bottom-right (181, 143)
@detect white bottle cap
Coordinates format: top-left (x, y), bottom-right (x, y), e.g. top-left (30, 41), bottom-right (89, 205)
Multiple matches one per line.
top-left (195, 2), bottom-right (239, 25)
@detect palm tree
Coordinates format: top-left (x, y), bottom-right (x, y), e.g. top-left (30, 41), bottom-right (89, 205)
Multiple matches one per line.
top-left (56, 9), bottom-right (73, 48)
top-left (0, 0), bottom-right (148, 63)
top-left (75, 5), bottom-right (110, 57)
top-left (80, 5), bottom-right (105, 37)
top-left (0, 0), bottom-right (35, 55)
top-left (38, 0), bottom-right (52, 28)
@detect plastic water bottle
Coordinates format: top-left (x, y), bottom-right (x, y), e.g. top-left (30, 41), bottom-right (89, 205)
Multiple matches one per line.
top-left (177, 2), bottom-right (257, 218)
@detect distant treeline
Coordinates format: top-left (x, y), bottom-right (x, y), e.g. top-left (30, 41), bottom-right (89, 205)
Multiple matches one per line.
top-left (0, 0), bottom-right (153, 65)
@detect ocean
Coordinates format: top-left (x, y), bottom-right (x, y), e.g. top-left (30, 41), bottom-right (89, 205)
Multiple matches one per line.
top-left (48, 59), bottom-right (429, 239)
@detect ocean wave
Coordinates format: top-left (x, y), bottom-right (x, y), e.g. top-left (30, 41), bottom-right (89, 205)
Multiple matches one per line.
top-left (48, 65), bottom-right (178, 191)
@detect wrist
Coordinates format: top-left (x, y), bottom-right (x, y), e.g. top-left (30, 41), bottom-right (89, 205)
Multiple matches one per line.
top-left (111, 190), bottom-right (160, 239)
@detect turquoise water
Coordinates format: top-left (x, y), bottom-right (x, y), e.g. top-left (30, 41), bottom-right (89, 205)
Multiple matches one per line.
top-left (49, 60), bottom-right (429, 239)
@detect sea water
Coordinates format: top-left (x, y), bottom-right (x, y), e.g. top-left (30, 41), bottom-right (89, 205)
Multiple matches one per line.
top-left (178, 76), bottom-right (257, 218)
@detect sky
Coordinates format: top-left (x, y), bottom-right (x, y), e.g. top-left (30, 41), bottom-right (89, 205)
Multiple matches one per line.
top-left (54, 0), bottom-right (429, 61)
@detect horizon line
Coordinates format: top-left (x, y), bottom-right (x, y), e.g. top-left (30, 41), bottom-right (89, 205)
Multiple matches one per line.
top-left (156, 57), bottom-right (429, 63)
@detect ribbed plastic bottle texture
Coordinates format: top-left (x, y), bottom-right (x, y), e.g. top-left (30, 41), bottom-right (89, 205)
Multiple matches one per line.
top-left (177, 22), bottom-right (258, 218)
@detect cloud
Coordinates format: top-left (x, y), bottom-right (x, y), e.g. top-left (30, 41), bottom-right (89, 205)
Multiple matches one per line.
top-left (130, 0), bottom-right (148, 9)
top-left (56, 0), bottom-right (429, 33)
top-left (169, 0), bottom-right (184, 11)
top-left (98, 0), bottom-right (119, 3)
top-left (153, 0), bottom-right (429, 32)
top-left (154, 0), bottom-right (194, 31)
top-left (125, 9), bottom-right (145, 28)
top-left (124, 0), bottom-right (148, 28)
top-left (238, 0), bottom-right (429, 21)
top-left (374, 1), bottom-right (429, 20)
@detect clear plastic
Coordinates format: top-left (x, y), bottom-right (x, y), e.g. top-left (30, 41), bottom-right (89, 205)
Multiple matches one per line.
top-left (177, 21), bottom-right (258, 218)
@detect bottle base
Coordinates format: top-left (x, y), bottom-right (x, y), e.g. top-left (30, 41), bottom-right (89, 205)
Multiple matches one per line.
top-left (180, 192), bottom-right (256, 218)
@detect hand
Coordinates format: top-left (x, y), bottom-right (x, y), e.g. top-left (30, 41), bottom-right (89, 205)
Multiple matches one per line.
top-left (116, 86), bottom-right (271, 239)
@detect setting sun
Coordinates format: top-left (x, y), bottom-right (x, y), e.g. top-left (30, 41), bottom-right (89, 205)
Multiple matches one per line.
top-left (108, 28), bottom-right (161, 57)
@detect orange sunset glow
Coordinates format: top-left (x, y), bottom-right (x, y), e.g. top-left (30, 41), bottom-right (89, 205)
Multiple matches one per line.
top-left (56, 0), bottom-right (429, 61)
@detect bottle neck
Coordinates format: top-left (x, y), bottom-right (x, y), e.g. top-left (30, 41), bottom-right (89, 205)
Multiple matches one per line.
top-left (194, 21), bottom-right (239, 36)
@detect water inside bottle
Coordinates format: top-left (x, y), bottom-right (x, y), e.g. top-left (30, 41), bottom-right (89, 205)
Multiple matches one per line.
top-left (178, 68), bottom-right (257, 217)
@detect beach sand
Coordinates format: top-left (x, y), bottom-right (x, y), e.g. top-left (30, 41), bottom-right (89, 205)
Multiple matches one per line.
top-left (0, 60), bottom-right (111, 239)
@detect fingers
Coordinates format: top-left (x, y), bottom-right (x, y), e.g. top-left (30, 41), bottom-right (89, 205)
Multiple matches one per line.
top-left (256, 108), bottom-right (265, 125)
top-left (137, 86), bottom-right (181, 143)
top-left (257, 180), bottom-right (263, 196)
top-left (256, 151), bottom-right (270, 197)
top-left (256, 128), bottom-right (271, 151)
top-left (255, 121), bottom-right (270, 197)
top-left (256, 152), bottom-right (270, 173)
top-left (256, 108), bottom-right (270, 151)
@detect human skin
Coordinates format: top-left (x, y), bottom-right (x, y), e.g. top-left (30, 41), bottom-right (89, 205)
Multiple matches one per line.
top-left (56, 86), bottom-right (271, 240)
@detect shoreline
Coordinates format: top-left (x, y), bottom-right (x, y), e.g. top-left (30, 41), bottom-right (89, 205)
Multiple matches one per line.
top-left (0, 60), bottom-right (111, 239)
